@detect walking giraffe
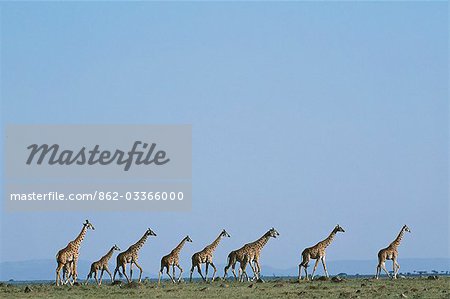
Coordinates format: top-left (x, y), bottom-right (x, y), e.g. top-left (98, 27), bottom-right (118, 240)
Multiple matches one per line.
top-left (298, 224), bottom-right (345, 281)
top-left (158, 235), bottom-right (193, 284)
top-left (113, 228), bottom-right (157, 283)
top-left (376, 225), bottom-right (411, 279)
top-left (189, 229), bottom-right (230, 282)
top-left (85, 244), bottom-right (121, 285)
top-left (55, 220), bottom-right (95, 286)
top-left (223, 228), bottom-right (279, 282)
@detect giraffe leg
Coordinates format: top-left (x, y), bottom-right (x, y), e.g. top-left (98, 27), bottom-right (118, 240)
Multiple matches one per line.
top-left (209, 262), bottom-right (217, 281)
top-left (311, 259), bottom-right (320, 280)
top-left (158, 266), bottom-right (164, 285)
top-left (66, 262), bottom-right (74, 286)
top-left (72, 258), bottom-right (79, 283)
top-left (231, 263), bottom-right (238, 281)
top-left (121, 264), bottom-right (131, 283)
top-left (197, 264), bottom-right (206, 281)
top-left (240, 258), bottom-right (249, 282)
top-left (256, 260), bottom-right (262, 274)
top-left (205, 262), bottom-right (210, 282)
top-left (380, 262), bottom-right (391, 278)
top-left (56, 263), bottom-right (64, 286)
top-left (166, 266), bottom-right (175, 283)
top-left (253, 260), bottom-right (262, 281)
top-left (105, 268), bottom-right (113, 284)
top-left (133, 261), bottom-right (144, 283)
top-left (62, 263), bottom-right (67, 285)
top-left (62, 265), bottom-right (68, 285)
top-left (298, 264), bottom-right (302, 281)
top-left (321, 257), bottom-right (329, 278)
top-left (99, 269), bottom-right (105, 285)
top-left (62, 266), bottom-right (67, 285)
top-left (176, 264), bottom-right (183, 282)
top-left (376, 257), bottom-right (384, 279)
top-left (300, 254), bottom-right (310, 280)
top-left (395, 261), bottom-right (400, 278)
top-left (189, 265), bottom-right (195, 282)
top-left (71, 258), bottom-right (78, 283)
top-left (65, 262), bottom-right (73, 285)
top-left (238, 263), bottom-right (245, 282)
top-left (223, 263), bottom-right (230, 280)
top-left (248, 260), bottom-right (257, 281)
top-left (113, 267), bottom-right (119, 282)
top-left (94, 270), bottom-right (98, 285)
top-left (129, 262), bottom-right (133, 282)
top-left (237, 263), bottom-right (242, 282)
top-left (304, 264), bottom-right (309, 281)
top-left (392, 260), bottom-right (396, 279)
top-left (85, 271), bottom-right (92, 285)
top-left (172, 265), bottom-right (176, 283)
top-left (392, 259), bottom-right (400, 279)
top-left (69, 263), bottom-right (76, 285)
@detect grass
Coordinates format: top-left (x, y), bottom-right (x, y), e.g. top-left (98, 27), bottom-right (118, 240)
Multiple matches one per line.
top-left (1, 277), bottom-right (449, 298)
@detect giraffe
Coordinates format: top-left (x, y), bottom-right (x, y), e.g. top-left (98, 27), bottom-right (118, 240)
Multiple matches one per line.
top-left (158, 235), bottom-right (193, 284)
top-left (376, 225), bottom-right (411, 279)
top-left (223, 228), bottom-right (279, 282)
top-left (55, 220), bottom-right (95, 286)
top-left (189, 229), bottom-right (230, 282)
top-left (298, 224), bottom-right (345, 281)
top-left (113, 228), bottom-right (157, 283)
top-left (85, 244), bottom-right (121, 285)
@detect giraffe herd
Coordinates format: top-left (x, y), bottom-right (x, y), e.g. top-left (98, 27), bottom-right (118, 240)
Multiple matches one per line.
top-left (55, 221), bottom-right (411, 286)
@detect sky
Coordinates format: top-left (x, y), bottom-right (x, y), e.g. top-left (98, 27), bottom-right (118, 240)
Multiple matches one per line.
top-left (0, 1), bottom-right (448, 276)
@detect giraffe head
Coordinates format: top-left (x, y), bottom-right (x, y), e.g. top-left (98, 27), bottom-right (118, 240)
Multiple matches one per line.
top-left (403, 225), bottom-right (411, 233)
top-left (220, 229), bottom-right (231, 238)
top-left (267, 227), bottom-right (280, 238)
top-left (84, 219), bottom-right (95, 230)
top-left (112, 244), bottom-right (121, 251)
top-left (146, 228), bottom-right (157, 237)
top-left (334, 224), bottom-right (345, 233)
top-left (185, 235), bottom-right (193, 242)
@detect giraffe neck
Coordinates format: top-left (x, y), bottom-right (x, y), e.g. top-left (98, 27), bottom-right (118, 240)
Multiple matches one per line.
top-left (172, 238), bottom-right (187, 255)
top-left (130, 233), bottom-right (149, 252)
top-left (206, 234), bottom-right (223, 252)
top-left (253, 233), bottom-right (271, 249)
top-left (319, 229), bottom-right (337, 248)
top-left (390, 228), bottom-right (405, 248)
top-left (102, 247), bottom-right (115, 261)
top-left (72, 225), bottom-right (87, 250)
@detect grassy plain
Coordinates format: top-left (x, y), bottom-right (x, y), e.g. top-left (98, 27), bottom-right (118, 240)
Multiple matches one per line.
top-left (1, 277), bottom-right (449, 298)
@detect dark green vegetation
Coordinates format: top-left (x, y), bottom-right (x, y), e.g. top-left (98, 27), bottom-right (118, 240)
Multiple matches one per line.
top-left (1, 277), bottom-right (449, 298)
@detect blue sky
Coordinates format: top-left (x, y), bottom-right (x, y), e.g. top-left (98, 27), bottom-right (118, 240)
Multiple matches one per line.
top-left (0, 1), bottom-right (448, 275)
